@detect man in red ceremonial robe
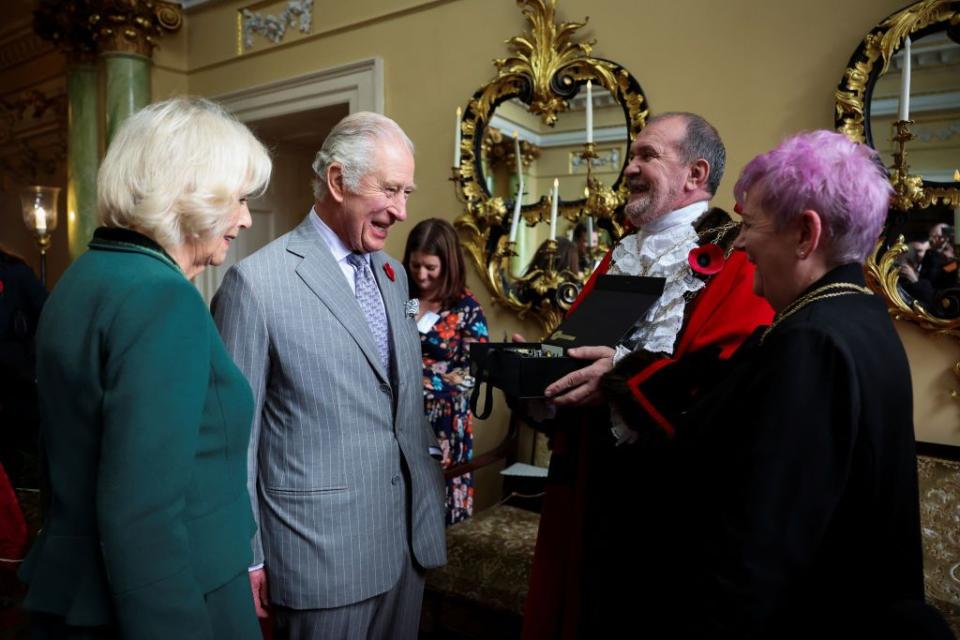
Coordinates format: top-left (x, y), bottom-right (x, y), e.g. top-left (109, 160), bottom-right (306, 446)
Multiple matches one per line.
top-left (520, 113), bottom-right (774, 638)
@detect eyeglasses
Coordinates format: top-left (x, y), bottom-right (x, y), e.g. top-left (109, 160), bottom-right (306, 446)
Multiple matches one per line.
top-left (383, 186), bottom-right (414, 203)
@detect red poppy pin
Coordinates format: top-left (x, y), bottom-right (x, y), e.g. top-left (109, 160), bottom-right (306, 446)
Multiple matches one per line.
top-left (383, 263), bottom-right (396, 282)
top-left (688, 243), bottom-right (725, 276)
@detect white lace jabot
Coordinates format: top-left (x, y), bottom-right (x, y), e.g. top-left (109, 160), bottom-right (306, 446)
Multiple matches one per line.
top-left (609, 201), bottom-right (709, 360)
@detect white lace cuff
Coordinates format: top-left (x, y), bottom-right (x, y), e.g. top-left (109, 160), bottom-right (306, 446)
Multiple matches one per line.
top-left (613, 344), bottom-right (633, 366)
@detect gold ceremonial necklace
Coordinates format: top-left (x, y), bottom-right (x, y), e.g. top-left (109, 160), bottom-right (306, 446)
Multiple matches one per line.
top-left (761, 282), bottom-right (873, 343)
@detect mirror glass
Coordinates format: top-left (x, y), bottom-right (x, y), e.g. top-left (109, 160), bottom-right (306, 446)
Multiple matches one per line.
top-left (863, 27), bottom-right (960, 321)
top-left (479, 83), bottom-right (627, 282)
top-left (890, 205), bottom-right (960, 318)
top-left (452, 0), bottom-right (649, 333)
top-left (480, 87), bottom-right (628, 201)
top-left (868, 31), bottom-right (960, 184)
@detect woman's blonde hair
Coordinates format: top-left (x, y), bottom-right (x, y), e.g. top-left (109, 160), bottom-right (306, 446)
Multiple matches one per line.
top-left (97, 96), bottom-right (272, 250)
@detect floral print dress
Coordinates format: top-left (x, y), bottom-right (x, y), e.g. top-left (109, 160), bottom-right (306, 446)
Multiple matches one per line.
top-left (418, 289), bottom-right (489, 525)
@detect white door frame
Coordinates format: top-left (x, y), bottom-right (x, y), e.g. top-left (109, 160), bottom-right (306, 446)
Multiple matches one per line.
top-left (214, 57), bottom-right (383, 123)
top-left (197, 58), bottom-right (383, 302)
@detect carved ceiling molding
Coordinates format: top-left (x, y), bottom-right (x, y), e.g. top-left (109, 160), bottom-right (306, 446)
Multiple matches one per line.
top-left (0, 82), bottom-right (67, 187)
top-left (0, 133), bottom-right (67, 189)
top-left (0, 21), bottom-right (54, 69)
top-left (912, 120), bottom-right (960, 142)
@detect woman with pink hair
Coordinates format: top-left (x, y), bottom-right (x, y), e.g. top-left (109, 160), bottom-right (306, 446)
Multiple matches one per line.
top-left (673, 130), bottom-right (937, 637)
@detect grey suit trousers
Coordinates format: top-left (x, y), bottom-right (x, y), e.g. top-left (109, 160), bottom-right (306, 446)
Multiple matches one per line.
top-left (272, 474), bottom-right (425, 640)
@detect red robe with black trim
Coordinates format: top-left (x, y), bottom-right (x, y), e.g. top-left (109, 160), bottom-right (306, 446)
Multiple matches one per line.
top-left (521, 247), bottom-right (773, 639)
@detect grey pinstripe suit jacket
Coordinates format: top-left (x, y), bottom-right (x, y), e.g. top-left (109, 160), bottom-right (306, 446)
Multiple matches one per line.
top-left (212, 215), bottom-right (447, 610)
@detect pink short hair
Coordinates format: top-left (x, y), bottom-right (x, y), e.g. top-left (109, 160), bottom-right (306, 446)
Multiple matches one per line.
top-left (733, 130), bottom-right (893, 264)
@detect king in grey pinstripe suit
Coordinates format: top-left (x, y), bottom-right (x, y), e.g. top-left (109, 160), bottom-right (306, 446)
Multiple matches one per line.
top-left (212, 112), bottom-right (446, 639)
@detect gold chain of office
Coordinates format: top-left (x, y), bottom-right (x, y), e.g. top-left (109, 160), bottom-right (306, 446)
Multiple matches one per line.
top-left (761, 282), bottom-right (873, 343)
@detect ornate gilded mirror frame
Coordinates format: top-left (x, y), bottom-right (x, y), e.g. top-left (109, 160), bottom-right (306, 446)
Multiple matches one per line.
top-left (835, 0), bottom-right (960, 335)
top-left (452, 0), bottom-right (648, 333)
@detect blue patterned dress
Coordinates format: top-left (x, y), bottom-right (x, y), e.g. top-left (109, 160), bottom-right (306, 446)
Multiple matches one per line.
top-left (418, 290), bottom-right (489, 525)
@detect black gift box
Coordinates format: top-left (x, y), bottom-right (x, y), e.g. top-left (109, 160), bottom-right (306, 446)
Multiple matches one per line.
top-left (470, 275), bottom-right (665, 411)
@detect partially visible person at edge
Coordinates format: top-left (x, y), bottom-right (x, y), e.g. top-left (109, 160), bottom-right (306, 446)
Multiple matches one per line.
top-left (572, 222), bottom-right (593, 273)
top-left (18, 96), bottom-right (272, 639)
top-left (527, 237), bottom-right (581, 276)
top-left (0, 246), bottom-right (44, 571)
top-left (404, 218), bottom-right (489, 525)
top-left (615, 130), bottom-right (936, 638)
top-left (512, 238), bottom-right (582, 304)
top-left (0, 247), bottom-right (46, 489)
top-left (518, 112), bottom-right (774, 639)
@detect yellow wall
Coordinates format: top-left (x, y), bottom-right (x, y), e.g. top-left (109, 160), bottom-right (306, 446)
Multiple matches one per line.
top-left (898, 321), bottom-right (960, 445)
top-left (158, 0), bottom-right (915, 279)
top-left (151, 0), bottom-right (960, 502)
top-left (10, 1), bottom-right (954, 506)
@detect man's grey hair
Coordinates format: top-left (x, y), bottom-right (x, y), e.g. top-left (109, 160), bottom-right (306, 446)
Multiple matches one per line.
top-left (312, 112), bottom-right (415, 201)
top-left (648, 112), bottom-right (726, 196)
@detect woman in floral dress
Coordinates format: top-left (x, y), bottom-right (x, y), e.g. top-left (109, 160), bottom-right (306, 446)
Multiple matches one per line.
top-left (404, 219), bottom-right (488, 525)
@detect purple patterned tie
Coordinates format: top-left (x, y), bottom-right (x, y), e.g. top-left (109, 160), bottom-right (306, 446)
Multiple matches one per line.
top-left (346, 253), bottom-right (390, 372)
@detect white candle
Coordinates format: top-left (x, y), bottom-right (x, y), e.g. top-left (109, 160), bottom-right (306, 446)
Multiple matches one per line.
top-left (513, 130), bottom-right (522, 183)
top-left (586, 215), bottom-right (594, 247)
top-left (898, 37), bottom-right (911, 122)
top-left (509, 178), bottom-right (524, 243)
top-left (35, 206), bottom-right (46, 234)
top-left (549, 178), bottom-right (559, 241)
top-left (454, 107), bottom-right (462, 167)
top-left (586, 80), bottom-right (593, 144)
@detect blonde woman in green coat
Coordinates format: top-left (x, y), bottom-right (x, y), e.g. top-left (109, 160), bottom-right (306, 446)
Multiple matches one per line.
top-left (19, 97), bottom-right (272, 639)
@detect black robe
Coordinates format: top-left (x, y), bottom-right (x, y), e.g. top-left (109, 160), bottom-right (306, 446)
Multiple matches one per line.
top-left (675, 263), bottom-right (925, 638)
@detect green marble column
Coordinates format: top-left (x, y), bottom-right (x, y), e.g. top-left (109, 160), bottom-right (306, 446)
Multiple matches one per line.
top-left (66, 63), bottom-right (99, 259)
top-left (103, 52), bottom-right (151, 144)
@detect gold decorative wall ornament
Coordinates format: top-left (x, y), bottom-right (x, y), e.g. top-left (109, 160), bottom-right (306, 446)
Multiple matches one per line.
top-left (34, 0), bottom-right (183, 58)
top-left (865, 237), bottom-right (960, 336)
top-left (453, 0), bottom-right (648, 334)
top-left (92, 0), bottom-right (183, 57)
top-left (492, 0), bottom-right (592, 127)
